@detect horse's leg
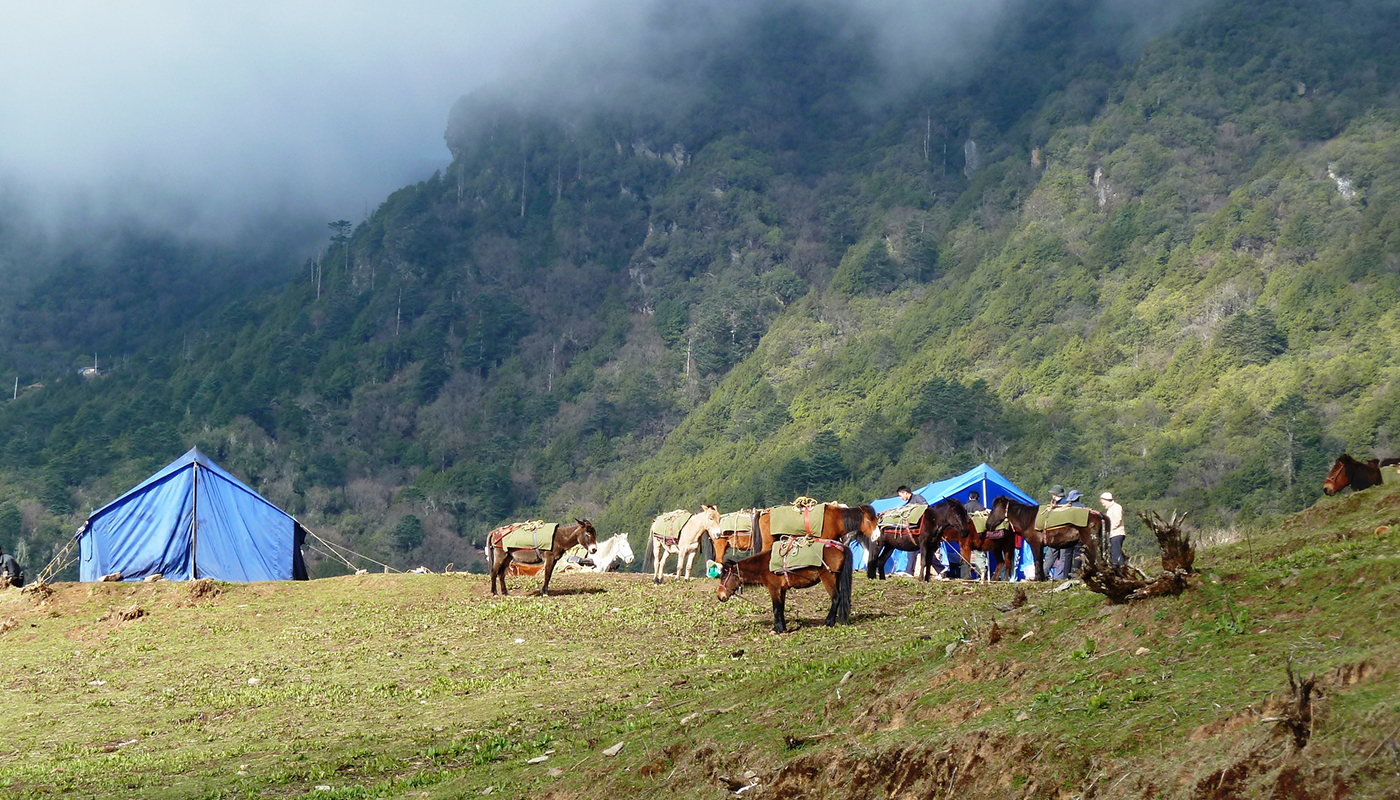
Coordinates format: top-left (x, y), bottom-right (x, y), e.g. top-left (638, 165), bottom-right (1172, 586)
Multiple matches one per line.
top-left (678, 544), bottom-right (694, 579)
top-left (653, 540), bottom-right (665, 585)
top-left (866, 536), bottom-right (881, 580)
top-left (494, 550), bottom-right (514, 596)
top-left (822, 569), bottom-right (839, 626)
top-left (770, 585), bottom-right (787, 634)
top-left (540, 552), bottom-right (558, 596)
top-left (1031, 536), bottom-right (1047, 582)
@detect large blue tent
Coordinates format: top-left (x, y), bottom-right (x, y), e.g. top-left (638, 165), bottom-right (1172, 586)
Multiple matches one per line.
top-left (869, 462), bottom-right (1037, 514)
top-left (78, 448), bottom-right (308, 582)
top-left (852, 463), bottom-right (1038, 579)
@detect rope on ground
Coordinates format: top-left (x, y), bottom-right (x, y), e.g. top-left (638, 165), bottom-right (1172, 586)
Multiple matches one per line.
top-left (302, 541), bottom-right (357, 572)
top-left (302, 526), bottom-right (402, 574)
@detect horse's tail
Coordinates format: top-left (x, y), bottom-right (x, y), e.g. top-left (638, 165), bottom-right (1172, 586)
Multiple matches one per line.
top-left (846, 527), bottom-right (872, 552)
top-left (834, 544), bottom-right (854, 624)
top-left (642, 533), bottom-right (653, 573)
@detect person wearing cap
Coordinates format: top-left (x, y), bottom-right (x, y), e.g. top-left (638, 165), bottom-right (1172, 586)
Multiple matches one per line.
top-left (1066, 489), bottom-right (1086, 508)
top-left (1101, 491), bottom-right (1126, 566)
top-left (1049, 485), bottom-right (1068, 507)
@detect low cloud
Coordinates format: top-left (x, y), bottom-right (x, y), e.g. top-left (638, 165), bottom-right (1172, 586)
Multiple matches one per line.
top-left (0, 0), bottom-right (1207, 242)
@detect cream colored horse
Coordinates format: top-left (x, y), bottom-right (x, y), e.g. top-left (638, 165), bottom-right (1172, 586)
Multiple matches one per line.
top-left (650, 505), bottom-right (722, 584)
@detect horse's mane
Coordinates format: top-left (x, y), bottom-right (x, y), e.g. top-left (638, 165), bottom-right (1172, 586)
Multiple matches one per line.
top-left (834, 504), bottom-right (876, 528)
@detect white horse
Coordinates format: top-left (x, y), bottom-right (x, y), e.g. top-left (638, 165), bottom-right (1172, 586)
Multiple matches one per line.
top-left (650, 505), bottom-right (722, 584)
top-left (587, 533), bottom-right (635, 573)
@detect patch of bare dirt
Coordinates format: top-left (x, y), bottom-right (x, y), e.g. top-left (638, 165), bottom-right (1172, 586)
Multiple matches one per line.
top-left (188, 578), bottom-right (220, 601)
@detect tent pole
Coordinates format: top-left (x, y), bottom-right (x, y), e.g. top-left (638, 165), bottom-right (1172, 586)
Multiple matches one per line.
top-left (191, 462), bottom-right (199, 580)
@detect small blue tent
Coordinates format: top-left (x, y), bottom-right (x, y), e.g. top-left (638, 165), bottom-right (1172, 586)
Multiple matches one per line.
top-left (78, 448), bottom-right (308, 582)
top-left (853, 463), bottom-right (1038, 579)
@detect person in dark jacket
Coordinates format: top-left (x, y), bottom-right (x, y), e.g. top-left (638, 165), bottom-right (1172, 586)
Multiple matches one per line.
top-left (0, 546), bottom-right (23, 588)
top-left (896, 485), bottom-right (929, 507)
top-left (964, 490), bottom-right (986, 514)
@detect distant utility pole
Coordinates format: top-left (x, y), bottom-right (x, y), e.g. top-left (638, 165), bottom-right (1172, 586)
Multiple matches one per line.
top-left (12, 376), bottom-right (17, 400)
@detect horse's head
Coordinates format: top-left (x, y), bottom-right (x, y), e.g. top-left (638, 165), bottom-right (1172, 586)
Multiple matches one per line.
top-left (616, 534), bottom-right (635, 565)
top-left (576, 519), bottom-right (599, 553)
top-left (1323, 455), bottom-right (1352, 496)
top-left (698, 504), bottom-right (723, 535)
top-left (715, 562), bottom-right (741, 602)
top-left (986, 496), bottom-right (1008, 530)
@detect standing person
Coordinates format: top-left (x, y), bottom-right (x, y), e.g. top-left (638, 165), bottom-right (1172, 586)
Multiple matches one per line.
top-left (1043, 485), bottom-right (1068, 579)
top-left (964, 490), bottom-right (986, 514)
top-left (0, 546), bottom-right (23, 588)
top-left (963, 490), bottom-right (988, 577)
top-left (1100, 492), bottom-right (1127, 566)
top-left (892, 486), bottom-right (929, 577)
top-left (1061, 489), bottom-right (1087, 576)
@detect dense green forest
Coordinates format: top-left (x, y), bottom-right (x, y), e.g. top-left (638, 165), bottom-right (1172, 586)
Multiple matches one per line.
top-left (1, 0), bottom-right (1398, 578)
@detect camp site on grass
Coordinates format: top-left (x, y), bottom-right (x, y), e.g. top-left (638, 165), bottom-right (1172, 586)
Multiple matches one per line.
top-left (76, 448), bottom-right (308, 583)
top-left (853, 462), bottom-right (1038, 579)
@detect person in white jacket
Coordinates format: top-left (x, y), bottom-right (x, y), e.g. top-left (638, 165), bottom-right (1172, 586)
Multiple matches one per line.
top-left (1100, 492), bottom-right (1126, 566)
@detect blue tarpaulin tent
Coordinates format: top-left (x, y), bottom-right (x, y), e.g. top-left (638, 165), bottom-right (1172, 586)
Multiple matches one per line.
top-left (851, 463), bottom-right (1038, 579)
top-left (78, 448), bottom-right (308, 582)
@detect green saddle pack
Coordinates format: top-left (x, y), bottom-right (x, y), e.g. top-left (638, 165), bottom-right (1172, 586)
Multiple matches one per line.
top-left (1035, 506), bottom-right (1091, 530)
top-left (651, 509), bottom-right (692, 541)
top-left (769, 537), bottom-right (829, 574)
top-left (498, 521), bottom-right (559, 550)
top-left (1382, 466), bottom-right (1400, 485)
top-left (970, 510), bottom-right (1010, 537)
top-left (878, 504), bottom-right (927, 530)
top-left (719, 511), bottom-right (753, 534)
top-left (770, 503), bottom-right (828, 538)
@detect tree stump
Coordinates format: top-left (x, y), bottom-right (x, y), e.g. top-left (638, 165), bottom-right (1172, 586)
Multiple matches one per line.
top-left (1081, 510), bottom-right (1197, 604)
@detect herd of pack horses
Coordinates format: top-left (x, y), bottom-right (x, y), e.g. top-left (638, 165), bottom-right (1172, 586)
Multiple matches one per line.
top-left (481, 453), bottom-right (1392, 633)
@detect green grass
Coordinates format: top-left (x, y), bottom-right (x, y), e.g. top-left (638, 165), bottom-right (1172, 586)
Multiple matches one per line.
top-left (2, 489), bottom-right (1399, 799)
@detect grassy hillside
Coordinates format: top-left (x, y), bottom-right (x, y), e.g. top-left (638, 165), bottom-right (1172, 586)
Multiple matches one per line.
top-left (3, 487), bottom-right (1397, 799)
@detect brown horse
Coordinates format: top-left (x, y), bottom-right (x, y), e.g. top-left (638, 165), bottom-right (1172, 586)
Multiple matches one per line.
top-left (949, 509), bottom-right (1021, 582)
top-left (985, 497), bottom-right (1101, 582)
top-left (488, 520), bottom-right (598, 596)
top-left (1323, 454), bottom-right (1400, 495)
top-left (755, 504), bottom-right (879, 552)
top-left (855, 499), bottom-right (978, 582)
top-left (705, 509), bottom-right (762, 565)
top-left (715, 541), bottom-right (853, 633)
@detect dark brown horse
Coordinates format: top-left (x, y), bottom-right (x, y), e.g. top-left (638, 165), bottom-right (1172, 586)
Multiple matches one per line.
top-left (715, 540), bottom-right (853, 633)
top-left (1323, 454), bottom-right (1400, 495)
top-left (985, 497), bottom-right (1101, 582)
top-left (755, 504), bottom-right (879, 552)
top-left (855, 499), bottom-right (978, 581)
top-left (488, 520), bottom-right (598, 596)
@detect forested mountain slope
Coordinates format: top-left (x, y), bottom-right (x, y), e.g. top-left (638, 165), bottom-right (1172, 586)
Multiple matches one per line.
top-left (0, 0), bottom-right (1397, 576)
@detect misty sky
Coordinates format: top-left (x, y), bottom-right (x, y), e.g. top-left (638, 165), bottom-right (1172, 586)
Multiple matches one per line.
top-left (0, 0), bottom-right (1200, 240)
top-left (0, 2), bottom-right (609, 236)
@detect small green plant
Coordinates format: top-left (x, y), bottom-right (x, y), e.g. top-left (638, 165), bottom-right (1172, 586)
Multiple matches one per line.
top-left (1071, 637), bottom-right (1097, 660)
top-left (1214, 594), bottom-right (1249, 636)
